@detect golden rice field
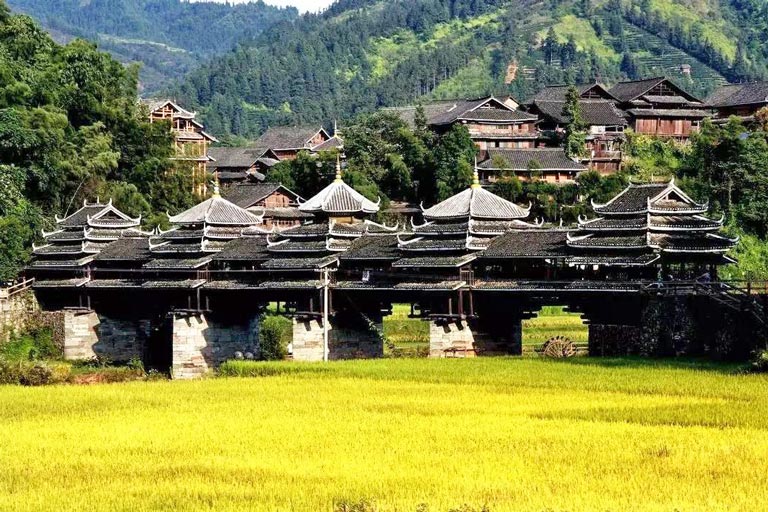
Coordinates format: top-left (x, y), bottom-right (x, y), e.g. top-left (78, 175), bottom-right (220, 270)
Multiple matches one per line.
top-left (1, 358), bottom-right (767, 512)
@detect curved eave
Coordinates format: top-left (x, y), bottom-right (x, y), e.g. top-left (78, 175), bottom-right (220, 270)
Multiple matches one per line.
top-left (648, 207), bottom-right (709, 215)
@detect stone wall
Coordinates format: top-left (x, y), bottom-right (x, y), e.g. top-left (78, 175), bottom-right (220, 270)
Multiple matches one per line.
top-left (63, 310), bottom-right (100, 360)
top-left (0, 288), bottom-right (41, 342)
top-left (588, 324), bottom-right (643, 356)
top-left (62, 311), bottom-right (147, 362)
top-left (172, 313), bottom-right (259, 379)
top-left (291, 318), bottom-right (383, 361)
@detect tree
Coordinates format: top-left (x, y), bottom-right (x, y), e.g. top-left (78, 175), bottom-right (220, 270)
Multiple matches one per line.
top-left (562, 86), bottom-right (587, 158)
top-left (432, 124), bottom-right (476, 201)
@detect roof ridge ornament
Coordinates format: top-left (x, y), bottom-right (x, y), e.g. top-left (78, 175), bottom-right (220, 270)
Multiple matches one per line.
top-left (471, 158), bottom-right (481, 189)
top-left (334, 154), bottom-right (343, 183)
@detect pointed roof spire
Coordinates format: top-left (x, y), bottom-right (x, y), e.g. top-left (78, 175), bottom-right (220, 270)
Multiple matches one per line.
top-left (335, 154), bottom-right (343, 182)
top-left (471, 158), bottom-right (481, 189)
top-left (212, 172), bottom-right (221, 198)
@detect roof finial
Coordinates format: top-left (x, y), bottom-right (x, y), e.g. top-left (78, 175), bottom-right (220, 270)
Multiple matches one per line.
top-left (334, 154), bottom-right (343, 182)
top-left (212, 172), bottom-right (221, 198)
top-left (471, 157), bottom-right (481, 189)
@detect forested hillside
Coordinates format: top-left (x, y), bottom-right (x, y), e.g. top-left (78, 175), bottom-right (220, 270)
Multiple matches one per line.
top-left (0, 1), bottom-right (194, 280)
top-left (175, 0), bottom-right (768, 138)
top-left (5, 0), bottom-right (297, 93)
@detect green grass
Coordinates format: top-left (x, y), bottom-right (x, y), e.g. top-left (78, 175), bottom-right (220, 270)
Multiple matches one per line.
top-left (522, 306), bottom-right (588, 345)
top-left (0, 358), bottom-right (765, 511)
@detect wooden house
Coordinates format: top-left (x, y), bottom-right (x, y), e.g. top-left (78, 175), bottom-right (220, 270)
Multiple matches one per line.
top-left (143, 99), bottom-right (218, 195)
top-left (477, 148), bottom-right (587, 184)
top-left (254, 126), bottom-right (340, 160)
top-left (207, 147), bottom-right (280, 185)
top-left (607, 77), bottom-right (708, 139)
top-left (706, 82), bottom-right (768, 123)
top-left (387, 96), bottom-right (538, 150)
top-left (222, 182), bottom-right (311, 231)
top-left (527, 85), bottom-right (627, 173)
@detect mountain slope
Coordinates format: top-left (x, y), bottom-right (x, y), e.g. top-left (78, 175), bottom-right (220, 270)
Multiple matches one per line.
top-left (174, 0), bottom-right (768, 138)
top-left (6, 0), bottom-right (298, 93)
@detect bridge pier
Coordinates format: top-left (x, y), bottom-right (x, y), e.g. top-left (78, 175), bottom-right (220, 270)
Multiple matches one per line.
top-left (63, 309), bottom-right (148, 363)
top-left (291, 312), bottom-right (384, 362)
top-left (429, 317), bottom-right (522, 358)
top-left (171, 313), bottom-right (260, 379)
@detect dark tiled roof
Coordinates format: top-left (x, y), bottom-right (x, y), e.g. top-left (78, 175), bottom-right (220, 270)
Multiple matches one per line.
top-left (481, 230), bottom-right (569, 258)
top-left (626, 108), bottom-right (709, 119)
top-left (649, 215), bottom-right (722, 230)
top-left (565, 254), bottom-right (660, 267)
top-left (567, 234), bottom-right (649, 249)
top-left (94, 238), bottom-right (151, 262)
top-left (255, 126), bottom-right (327, 150)
top-left (706, 82), bottom-right (768, 108)
top-left (479, 148), bottom-right (586, 171)
top-left (532, 100), bottom-right (627, 126)
top-left (392, 254), bottom-right (476, 268)
top-left (458, 108), bottom-right (536, 122)
top-left (592, 182), bottom-right (670, 214)
top-left (222, 182), bottom-right (290, 209)
top-left (267, 239), bottom-right (328, 253)
top-left (530, 83), bottom-right (616, 102)
top-left (142, 257), bottom-right (211, 270)
top-left (608, 77), bottom-right (667, 102)
top-left (312, 137), bottom-right (343, 151)
top-left (579, 217), bottom-right (647, 231)
top-left (208, 147), bottom-right (267, 168)
top-left (399, 238), bottom-right (468, 252)
top-left (212, 237), bottom-right (269, 261)
top-left (260, 257), bottom-right (336, 269)
top-left (651, 233), bottom-right (737, 252)
top-left (339, 235), bottom-right (400, 260)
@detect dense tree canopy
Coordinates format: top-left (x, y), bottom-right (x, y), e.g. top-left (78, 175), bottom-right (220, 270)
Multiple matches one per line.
top-left (0, 2), bottom-right (189, 279)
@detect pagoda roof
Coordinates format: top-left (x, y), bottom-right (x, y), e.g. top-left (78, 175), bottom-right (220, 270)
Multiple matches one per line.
top-left (298, 168), bottom-right (380, 215)
top-left (578, 214), bottom-right (723, 232)
top-left (208, 146), bottom-right (270, 169)
top-left (421, 182), bottom-right (530, 221)
top-left (55, 200), bottom-right (140, 229)
top-left (591, 180), bottom-right (706, 215)
top-left (260, 256), bottom-right (337, 269)
top-left (167, 193), bottom-right (264, 226)
top-left (650, 233), bottom-right (738, 253)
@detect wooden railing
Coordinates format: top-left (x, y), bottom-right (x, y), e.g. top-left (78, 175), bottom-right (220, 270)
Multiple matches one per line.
top-left (0, 278), bottom-right (35, 300)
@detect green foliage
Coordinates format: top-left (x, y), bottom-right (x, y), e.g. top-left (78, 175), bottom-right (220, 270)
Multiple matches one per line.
top-left (0, 327), bottom-right (58, 361)
top-left (562, 86), bottom-right (587, 158)
top-left (718, 231), bottom-right (768, 281)
top-left (259, 315), bottom-right (292, 361)
top-left (0, 7), bottom-right (184, 277)
top-left (0, 358), bottom-right (70, 386)
top-left (5, 0), bottom-right (296, 92)
top-left (432, 124), bottom-right (476, 201)
top-left (623, 131), bottom-right (687, 180)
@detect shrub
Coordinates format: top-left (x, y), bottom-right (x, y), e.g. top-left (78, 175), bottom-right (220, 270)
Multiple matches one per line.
top-left (259, 315), bottom-right (292, 361)
top-left (0, 327), bottom-right (59, 361)
top-left (751, 349), bottom-right (768, 373)
top-left (0, 359), bottom-right (71, 386)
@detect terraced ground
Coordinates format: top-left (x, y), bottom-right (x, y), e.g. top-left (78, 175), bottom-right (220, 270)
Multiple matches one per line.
top-left (1, 358), bottom-right (766, 511)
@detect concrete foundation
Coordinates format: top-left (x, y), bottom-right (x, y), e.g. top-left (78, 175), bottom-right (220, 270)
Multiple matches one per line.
top-left (291, 317), bottom-right (383, 362)
top-left (171, 313), bottom-right (260, 379)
